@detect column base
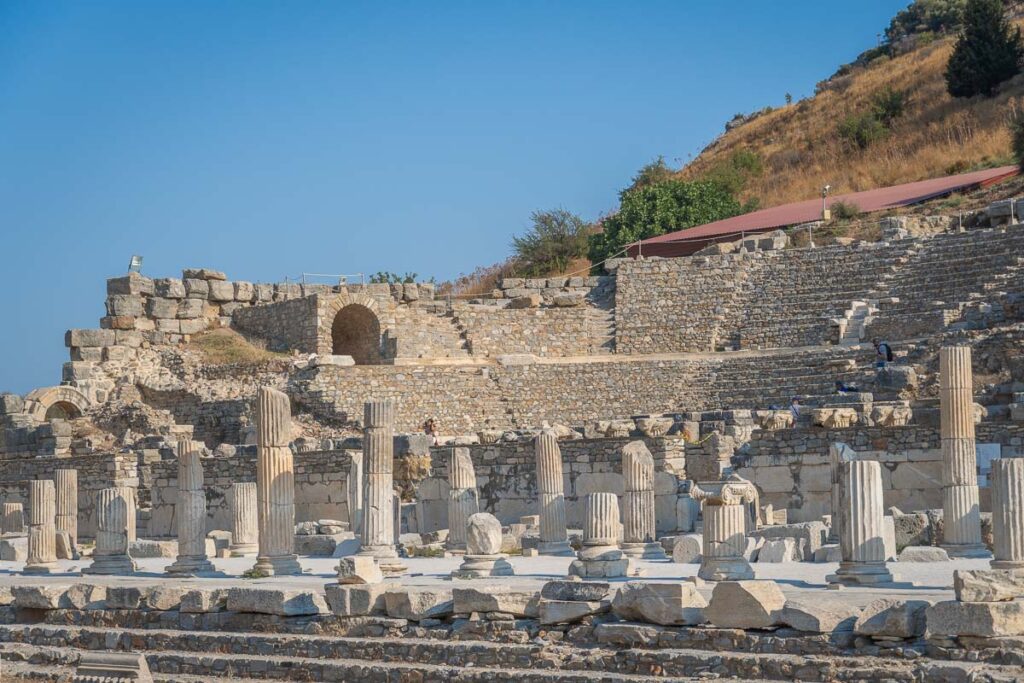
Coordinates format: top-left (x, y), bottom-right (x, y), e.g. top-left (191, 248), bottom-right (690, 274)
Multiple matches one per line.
top-left (537, 540), bottom-right (574, 557)
top-left (990, 560), bottom-right (1024, 571)
top-left (82, 555), bottom-right (137, 575)
top-left (166, 555), bottom-right (219, 576)
top-left (621, 542), bottom-right (668, 560)
top-left (451, 554), bottom-right (514, 579)
top-left (378, 558), bottom-right (408, 576)
top-left (827, 561), bottom-right (893, 586)
top-left (252, 554), bottom-right (303, 577)
top-left (23, 562), bottom-right (58, 575)
top-left (942, 543), bottom-right (991, 559)
top-left (229, 543), bottom-right (258, 557)
top-left (697, 556), bottom-right (754, 582)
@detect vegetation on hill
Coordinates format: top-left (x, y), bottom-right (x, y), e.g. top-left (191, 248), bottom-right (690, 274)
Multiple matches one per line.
top-left (191, 328), bottom-right (286, 366)
top-left (946, 0), bottom-right (1024, 97)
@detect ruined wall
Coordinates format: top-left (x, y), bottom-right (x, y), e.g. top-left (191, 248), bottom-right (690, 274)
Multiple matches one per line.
top-left (453, 306), bottom-right (591, 358)
top-left (148, 448), bottom-right (354, 537)
top-left (0, 452), bottom-right (138, 538)
top-left (416, 436), bottom-right (686, 534)
top-left (232, 296), bottom-right (320, 353)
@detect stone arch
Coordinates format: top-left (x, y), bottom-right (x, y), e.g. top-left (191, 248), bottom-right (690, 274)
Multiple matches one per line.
top-left (24, 386), bottom-right (92, 423)
top-left (317, 292), bottom-right (390, 358)
top-left (331, 304), bottom-right (382, 364)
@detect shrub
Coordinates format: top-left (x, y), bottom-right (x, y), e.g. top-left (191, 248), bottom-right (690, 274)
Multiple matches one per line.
top-left (627, 156), bottom-right (675, 191)
top-left (946, 0), bottom-right (1023, 98)
top-left (871, 87), bottom-right (909, 125)
top-left (1011, 118), bottom-right (1024, 171)
top-left (887, 0), bottom-right (965, 43)
top-left (587, 179), bottom-right (742, 267)
top-left (838, 112), bottom-right (889, 149)
top-left (510, 209), bottom-right (590, 277)
top-left (370, 271), bottom-right (418, 284)
top-left (706, 150), bottom-right (764, 195)
top-left (830, 201), bottom-right (863, 220)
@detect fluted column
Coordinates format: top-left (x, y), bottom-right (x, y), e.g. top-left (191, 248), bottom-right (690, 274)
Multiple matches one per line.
top-left (827, 460), bottom-right (893, 585)
top-left (939, 346), bottom-right (988, 557)
top-left (446, 447), bottom-right (480, 552)
top-left (535, 430), bottom-right (573, 556)
top-left (2, 502), bottom-right (25, 535)
top-left (229, 482), bottom-right (259, 556)
top-left (167, 440), bottom-right (216, 575)
top-left (346, 451), bottom-right (364, 538)
top-left (620, 441), bottom-right (667, 560)
top-left (357, 400), bottom-right (406, 574)
top-left (252, 387), bottom-right (302, 576)
top-left (569, 492), bottom-right (629, 578)
top-left (83, 486), bottom-right (136, 575)
top-left (991, 457), bottom-right (1024, 571)
top-left (827, 442), bottom-right (856, 544)
top-left (24, 480), bottom-right (57, 574)
top-left (54, 469), bottom-right (78, 557)
top-left (691, 480), bottom-right (755, 581)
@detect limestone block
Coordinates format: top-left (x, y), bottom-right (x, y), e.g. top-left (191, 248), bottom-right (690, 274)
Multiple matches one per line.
top-left (635, 417), bottom-right (674, 438)
top-left (295, 534), bottom-right (338, 556)
top-left (854, 598), bottom-right (930, 638)
top-left (751, 521), bottom-right (827, 559)
top-left (337, 556), bottom-right (383, 585)
top-left (892, 512), bottom-right (931, 550)
top-left (177, 298), bottom-right (205, 319)
top-left (226, 587), bottom-right (327, 616)
top-left (146, 297), bottom-right (179, 319)
top-left (779, 598), bottom-right (860, 633)
top-left (183, 268), bottom-right (227, 280)
top-left (234, 281), bottom-right (255, 301)
top-left (925, 600), bottom-right (1024, 637)
top-left (538, 599), bottom-right (609, 625)
top-left (466, 513), bottom-right (503, 555)
top-left (61, 584), bottom-right (106, 610)
top-left (671, 534), bottom-right (702, 564)
top-left (73, 653), bottom-right (152, 683)
top-left (130, 539), bottom-right (177, 558)
top-left (552, 293), bottom-right (584, 307)
top-left (65, 329), bottom-right (116, 348)
top-left (384, 587), bottom-right (454, 621)
top-left (605, 420), bottom-right (634, 438)
top-left (540, 580), bottom-right (610, 602)
top-left (106, 587), bottom-right (144, 609)
top-left (107, 272), bottom-right (154, 296)
top-left (954, 569), bottom-right (1024, 602)
top-left (144, 586), bottom-right (190, 611)
top-left (758, 538), bottom-right (799, 563)
top-left (0, 536), bottom-right (27, 561)
top-left (55, 531), bottom-right (75, 560)
top-left (12, 584), bottom-right (69, 610)
top-left (106, 294), bottom-right (144, 317)
top-left (898, 546), bottom-right (949, 562)
top-left (154, 278), bottom-right (185, 298)
top-left (508, 294), bottom-right (542, 309)
top-left (813, 544), bottom-right (842, 563)
top-left (611, 582), bottom-right (707, 626)
top-left (208, 280), bottom-right (234, 302)
top-left (705, 581), bottom-right (786, 629)
top-left (325, 584), bottom-right (388, 617)
top-left (180, 588), bottom-right (229, 613)
top-left (184, 278), bottom-right (209, 299)
top-left (0, 392), bottom-right (25, 414)
top-left (452, 587), bottom-right (540, 617)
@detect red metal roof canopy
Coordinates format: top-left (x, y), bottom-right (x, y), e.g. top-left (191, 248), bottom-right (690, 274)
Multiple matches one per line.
top-left (626, 165), bottom-right (1019, 258)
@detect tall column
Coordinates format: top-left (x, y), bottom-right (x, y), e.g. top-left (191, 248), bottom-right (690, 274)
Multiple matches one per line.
top-left (346, 451), bottom-right (364, 538)
top-left (229, 482), bottom-right (259, 557)
top-left (84, 486), bottom-right (136, 575)
top-left (2, 502), bottom-right (25, 535)
top-left (691, 480), bottom-right (755, 581)
top-left (939, 346), bottom-right (988, 557)
top-left (167, 440), bottom-right (217, 575)
top-left (446, 447), bottom-right (480, 552)
top-left (827, 460), bottom-right (893, 585)
top-left (54, 469), bottom-right (78, 557)
top-left (991, 457), bottom-right (1024, 571)
top-left (24, 480), bottom-right (57, 574)
top-left (827, 442), bottom-right (856, 544)
top-left (356, 400), bottom-right (406, 574)
top-left (535, 430), bottom-right (573, 556)
top-left (569, 492), bottom-right (629, 578)
top-left (620, 441), bottom-right (667, 560)
top-left (252, 386), bottom-right (302, 576)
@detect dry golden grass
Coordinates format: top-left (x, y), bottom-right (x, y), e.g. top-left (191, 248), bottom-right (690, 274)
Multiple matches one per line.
top-left (190, 328), bottom-right (286, 366)
top-left (680, 30), bottom-right (1024, 207)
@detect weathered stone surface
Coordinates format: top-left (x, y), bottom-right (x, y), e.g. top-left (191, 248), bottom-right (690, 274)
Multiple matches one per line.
top-left (60, 584), bottom-right (106, 610)
top-left (144, 585), bottom-right (190, 611)
top-left (74, 652), bottom-right (153, 683)
top-left (325, 584), bottom-right (388, 617)
top-left (892, 512), bottom-right (931, 550)
top-left (953, 569), bottom-right (1024, 602)
top-left (671, 534), bottom-right (702, 564)
top-left (778, 598), bottom-right (860, 633)
top-left (452, 587), bottom-right (540, 617)
top-left (898, 546), bottom-right (950, 562)
top-left (611, 582), bottom-right (707, 626)
top-left (180, 588), bottom-right (229, 613)
top-left (538, 599), bottom-right (608, 625)
top-left (751, 521), bottom-right (827, 560)
top-left (925, 599), bottom-right (1024, 637)
top-left (0, 536), bottom-right (27, 561)
top-left (540, 580), bottom-right (610, 602)
top-left (705, 581), bottom-right (785, 629)
top-left (130, 539), bottom-right (177, 558)
top-left (854, 598), bottom-right (930, 638)
top-left (466, 512), bottom-right (502, 555)
top-left (758, 538), bottom-right (799, 563)
top-left (384, 587), bottom-right (454, 621)
top-left (508, 294), bottom-right (542, 309)
top-left (226, 587), bottom-right (327, 616)
top-left (337, 555), bottom-right (383, 585)
top-left (13, 584), bottom-right (69, 610)
top-left (106, 587), bottom-right (144, 610)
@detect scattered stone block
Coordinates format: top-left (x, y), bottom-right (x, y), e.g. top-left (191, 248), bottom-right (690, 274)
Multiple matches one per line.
top-left (0, 536), bottom-right (27, 561)
top-left (898, 546), bottom-right (949, 562)
top-left (705, 581), bottom-right (786, 629)
top-left (325, 584), bottom-right (388, 617)
top-left (538, 599), bottom-right (608, 625)
top-left (384, 587), bottom-right (454, 621)
top-left (611, 581), bottom-right (707, 626)
top-left (925, 600), bottom-right (1024, 637)
top-left (540, 580), bottom-right (610, 602)
top-left (106, 587), bottom-right (144, 610)
top-left (452, 587), bottom-right (540, 617)
top-left (226, 587), bottom-right (327, 616)
top-left (61, 584), bottom-right (106, 610)
top-left (182, 268), bottom-right (227, 281)
top-left (854, 598), bottom-right (930, 639)
top-left (813, 544), bottom-right (842, 563)
top-left (337, 556), bottom-right (383, 585)
top-left (758, 538), bottom-right (799, 563)
top-left (671, 534), bottom-right (702, 564)
top-left (144, 586), bottom-right (190, 611)
top-left (74, 652), bottom-right (153, 683)
top-left (751, 521), bottom-right (826, 560)
top-left (508, 294), bottom-right (542, 309)
top-left (129, 539), bottom-right (177, 558)
top-left (12, 584), bottom-right (68, 610)
top-left (778, 598), bottom-right (860, 633)
top-left (55, 531), bottom-right (75, 560)
top-left (180, 588), bottom-right (229, 613)
top-left (954, 570), bottom-right (1024, 602)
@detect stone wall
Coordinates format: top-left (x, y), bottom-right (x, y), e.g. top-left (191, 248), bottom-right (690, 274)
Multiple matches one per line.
top-left (0, 452), bottom-right (138, 538)
top-left (452, 305), bottom-right (590, 358)
top-left (416, 436), bottom-right (686, 534)
top-left (233, 296), bottom-right (319, 353)
top-left (148, 448), bottom-right (354, 537)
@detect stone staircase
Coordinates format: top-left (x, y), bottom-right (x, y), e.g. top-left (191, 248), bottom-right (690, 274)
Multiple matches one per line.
top-left (396, 304), bottom-right (473, 359)
top-left (585, 277), bottom-right (617, 355)
top-left (835, 300), bottom-right (873, 346)
top-left (3, 623), bottom-right (1022, 683)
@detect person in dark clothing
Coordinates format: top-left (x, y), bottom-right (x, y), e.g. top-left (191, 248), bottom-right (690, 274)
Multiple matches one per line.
top-left (835, 380), bottom-right (860, 394)
top-left (873, 338), bottom-right (893, 368)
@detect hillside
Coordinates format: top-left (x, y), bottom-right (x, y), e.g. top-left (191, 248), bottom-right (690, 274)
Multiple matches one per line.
top-left (678, 22), bottom-right (1024, 208)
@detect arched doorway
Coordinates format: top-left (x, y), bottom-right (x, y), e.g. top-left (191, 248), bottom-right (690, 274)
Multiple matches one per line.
top-left (44, 401), bottom-right (82, 421)
top-left (331, 304), bottom-right (382, 364)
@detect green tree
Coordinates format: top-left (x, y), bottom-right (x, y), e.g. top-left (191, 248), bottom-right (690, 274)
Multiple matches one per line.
top-left (871, 87), bottom-right (908, 125)
top-left (587, 180), bottom-right (742, 267)
top-left (706, 150), bottom-right (764, 195)
top-left (945, 0), bottom-right (1023, 97)
top-left (511, 209), bottom-right (590, 277)
top-left (1011, 118), bottom-right (1024, 171)
top-left (886, 0), bottom-right (965, 42)
top-left (838, 112), bottom-right (889, 150)
top-left (627, 156), bottom-right (675, 191)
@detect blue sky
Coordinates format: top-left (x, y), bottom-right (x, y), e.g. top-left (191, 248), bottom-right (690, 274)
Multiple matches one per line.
top-left (0, 1), bottom-right (907, 394)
